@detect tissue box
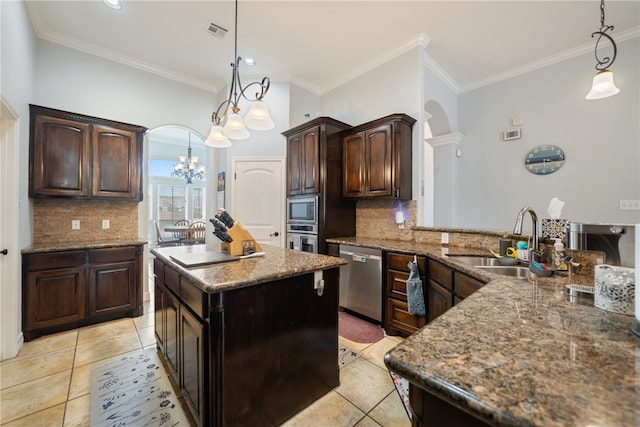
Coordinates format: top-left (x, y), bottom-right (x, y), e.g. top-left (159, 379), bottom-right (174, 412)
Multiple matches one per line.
top-left (542, 219), bottom-right (568, 240)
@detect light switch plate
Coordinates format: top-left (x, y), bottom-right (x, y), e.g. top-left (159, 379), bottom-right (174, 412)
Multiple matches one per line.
top-left (72, 220), bottom-right (80, 230)
top-left (441, 232), bottom-right (449, 244)
top-left (620, 200), bottom-right (640, 210)
top-left (102, 219), bottom-right (110, 229)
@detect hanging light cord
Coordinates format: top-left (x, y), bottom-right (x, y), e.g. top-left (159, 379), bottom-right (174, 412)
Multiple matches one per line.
top-left (211, 0), bottom-right (270, 126)
top-left (591, 0), bottom-right (617, 71)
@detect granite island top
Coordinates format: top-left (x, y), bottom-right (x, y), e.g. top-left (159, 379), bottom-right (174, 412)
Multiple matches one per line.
top-left (151, 244), bottom-right (346, 293)
top-left (327, 236), bottom-right (639, 427)
top-left (22, 239), bottom-right (148, 254)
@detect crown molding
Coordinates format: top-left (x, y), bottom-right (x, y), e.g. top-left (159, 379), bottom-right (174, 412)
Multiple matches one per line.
top-left (320, 33), bottom-right (431, 95)
top-left (460, 27), bottom-right (640, 93)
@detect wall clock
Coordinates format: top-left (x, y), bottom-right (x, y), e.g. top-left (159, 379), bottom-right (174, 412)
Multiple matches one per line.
top-left (525, 145), bottom-right (565, 175)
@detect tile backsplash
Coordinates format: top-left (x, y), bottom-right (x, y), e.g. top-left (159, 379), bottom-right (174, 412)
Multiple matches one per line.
top-left (33, 199), bottom-right (139, 244)
top-left (356, 199), bottom-right (416, 241)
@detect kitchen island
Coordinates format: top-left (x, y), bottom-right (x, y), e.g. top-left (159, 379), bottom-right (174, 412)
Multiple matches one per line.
top-left (150, 244), bottom-right (346, 427)
top-left (326, 236), bottom-right (638, 427)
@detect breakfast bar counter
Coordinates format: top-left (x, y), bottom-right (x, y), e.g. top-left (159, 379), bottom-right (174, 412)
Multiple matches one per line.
top-left (150, 244), bottom-right (346, 427)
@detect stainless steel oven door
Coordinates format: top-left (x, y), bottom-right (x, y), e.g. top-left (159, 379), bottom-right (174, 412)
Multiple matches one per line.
top-left (287, 232), bottom-right (318, 253)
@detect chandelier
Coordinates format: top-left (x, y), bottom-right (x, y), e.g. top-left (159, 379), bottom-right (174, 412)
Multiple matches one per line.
top-left (171, 133), bottom-right (205, 184)
top-left (585, 0), bottom-right (620, 100)
top-left (205, 0), bottom-right (274, 148)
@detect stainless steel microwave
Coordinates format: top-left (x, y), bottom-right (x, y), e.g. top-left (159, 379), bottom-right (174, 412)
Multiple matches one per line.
top-left (287, 196), bottom-right (318, 224)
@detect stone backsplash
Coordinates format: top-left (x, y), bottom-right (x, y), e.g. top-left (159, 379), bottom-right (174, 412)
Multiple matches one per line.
top-left (33, 199), bottom-right (139, 244)
top-left (356, 199), bottom-right (416, 241)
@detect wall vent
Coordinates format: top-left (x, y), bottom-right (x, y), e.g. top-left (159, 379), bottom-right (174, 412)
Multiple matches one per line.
top-left (206, 22), bottom-right (228, 38)
top-left (503, 128), bottom-right (521, 141)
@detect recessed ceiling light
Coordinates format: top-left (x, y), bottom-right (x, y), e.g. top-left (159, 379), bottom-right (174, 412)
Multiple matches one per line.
top-left (244, 57), bottom-right (256, 66)
top-left (102, 0), bottom-right (122, 10)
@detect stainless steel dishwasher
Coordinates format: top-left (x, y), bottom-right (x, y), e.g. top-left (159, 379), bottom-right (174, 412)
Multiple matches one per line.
top-left (339, 245), bottom-right (382, 322)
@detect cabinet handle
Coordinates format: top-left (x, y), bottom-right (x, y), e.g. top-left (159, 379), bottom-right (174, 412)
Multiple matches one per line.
top-left (1, 249), bottom-right (7, 255)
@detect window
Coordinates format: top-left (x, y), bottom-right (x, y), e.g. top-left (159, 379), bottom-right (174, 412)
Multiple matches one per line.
top-left (158, 185), bottom-right (186, 230)
top-left (192, 187), bottom-right (205, 220)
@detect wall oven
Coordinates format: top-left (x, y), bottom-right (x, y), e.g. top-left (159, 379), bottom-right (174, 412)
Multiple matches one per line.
top-left (287, 196), bottom-right (319, 253)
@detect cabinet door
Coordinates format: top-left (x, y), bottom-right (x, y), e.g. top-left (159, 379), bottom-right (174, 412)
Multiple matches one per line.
top-left (427, 280), bottom-right (453, 323)
top-left (91, 125), bottom-right (141, 200)
top-left (342, 131), bottom-right (366, 198)
top-left (300, 127), bottom-right (320, 194)
top-left (287, 132), bottom-right (303, 195)
top-left (365, 124), bottom-right (392, 197)
top-left (30, 115), bottom-right (91, 197)
top-left (154, 282), bottom-right (165, 353)
top-left (26, 268), bottom-right (86, 330)
top-left (165, 288), bottom-right (180, 382)
top-left (88, 261), bottom-right (136, 317)
top-left (180, 307), bottom-right (206, 427)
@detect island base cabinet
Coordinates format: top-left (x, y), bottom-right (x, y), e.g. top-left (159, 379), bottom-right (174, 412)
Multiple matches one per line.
top-left (180, 307), bottom-right (206, 427)
top-left (409, 383), bottom-right (492, 427)
top-left (212, 269), bottom-right (340, 427)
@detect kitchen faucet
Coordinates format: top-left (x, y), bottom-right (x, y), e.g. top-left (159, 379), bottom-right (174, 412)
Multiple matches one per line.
top-left (512, 207), bottom-right (541, 260)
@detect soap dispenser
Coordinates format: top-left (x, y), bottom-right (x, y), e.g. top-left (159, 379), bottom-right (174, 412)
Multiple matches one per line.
top-left (552, 239), bottom-right (566, 270)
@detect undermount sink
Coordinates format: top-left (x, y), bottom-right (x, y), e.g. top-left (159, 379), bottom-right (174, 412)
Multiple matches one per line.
top-left (446, 255), bottom-right (507, 266)
top-left (475, 265), bottom-right (530, 279)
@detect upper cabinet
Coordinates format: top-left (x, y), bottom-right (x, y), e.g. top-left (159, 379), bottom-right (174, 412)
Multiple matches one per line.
top-left (29, 105), bottom-right (147, 201)
top-left (283, 117), bottom-right (351, 197)
top-left (342, 113), bottom-right (416, 200)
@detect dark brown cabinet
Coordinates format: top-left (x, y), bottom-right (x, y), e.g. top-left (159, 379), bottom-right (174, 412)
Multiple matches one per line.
top-left (180, 306), bottom-right (206, 426)
top-left (29, 105), bottom-right (146, 201)
top-left (342, 113), bottom-right (416, 199)
top-left (426, 259), bottom-right (486, 323)
top-left (283, 118), bottom-right (356, 254)
top-left (22, 245), bottom-right (143, 341)
top-left (385, 252), bottom-right (427, 337)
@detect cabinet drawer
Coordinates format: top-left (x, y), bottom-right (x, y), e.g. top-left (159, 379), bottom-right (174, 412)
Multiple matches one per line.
top-left (388, 270), bottom-right (409, 301)
top-left (454, 271), bottom-right (485, 299)
top-left (429, 260), bottom-right (453, 291)
top-left (26, 251), bottom-right (86, 271)
top-left (180, 277), bottom-right (206, 320)
top-left (153, 258), bottom-right (165, 284)
top-left (386, 298), bottom-right (426, 336)
top-left (89, 247), bottom-right (136, 264)
top-left (387, 253), bottom-right (426, 273)
top-left (165, 266), bottom-right (180, 296)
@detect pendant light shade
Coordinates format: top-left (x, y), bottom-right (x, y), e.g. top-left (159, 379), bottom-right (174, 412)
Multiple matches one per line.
top-left (244, 100), bottom-right (275, 130)
top-left (585, 70), bottom-right (620, 100)
top-left (223, 113), bottom-right (250, 139)
top-left (205, 125), bottom-right (231, 148)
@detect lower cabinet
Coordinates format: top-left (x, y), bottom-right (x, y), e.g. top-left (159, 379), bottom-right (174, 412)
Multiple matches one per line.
top-left (152, 254), bottom-right (340, 427)
top-left (23, 245), bottom-right (143, 341)
top-left (384, 252), bottom-right (427, 337)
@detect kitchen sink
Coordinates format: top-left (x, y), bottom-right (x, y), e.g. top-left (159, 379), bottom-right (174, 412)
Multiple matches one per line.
top-left (446, 255), bottom-right (506, 266)
top-left (474, 265), bottom-right (530, 279)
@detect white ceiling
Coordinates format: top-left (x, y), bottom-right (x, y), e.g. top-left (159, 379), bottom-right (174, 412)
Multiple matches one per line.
top-left (25, 0), bottom-right (640, 96)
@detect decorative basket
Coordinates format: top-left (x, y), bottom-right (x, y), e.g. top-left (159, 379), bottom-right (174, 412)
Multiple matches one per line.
top-left (594, 264), bottom-right (635, 316)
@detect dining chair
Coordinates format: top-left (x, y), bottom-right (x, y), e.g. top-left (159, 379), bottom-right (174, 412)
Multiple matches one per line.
top-left (173, 219), bottom-right (190, 241)
top-left (154, 221), bottom-right (182, 247)
top-left (185, 221), bottom-right (207, 245)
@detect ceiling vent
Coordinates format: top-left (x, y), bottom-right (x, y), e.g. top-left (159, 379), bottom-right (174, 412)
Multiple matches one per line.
top-left (206, 22), bottom-right (228, 38)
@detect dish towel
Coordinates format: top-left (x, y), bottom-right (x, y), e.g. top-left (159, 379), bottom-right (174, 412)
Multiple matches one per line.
top-left (406, 261), bottom-right (426, 316)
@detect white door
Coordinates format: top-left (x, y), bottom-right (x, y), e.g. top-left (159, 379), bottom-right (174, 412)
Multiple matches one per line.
top-left (0, 98), bottom-right (22, 360)
top-left (231, 158), bottom-right (285, 248)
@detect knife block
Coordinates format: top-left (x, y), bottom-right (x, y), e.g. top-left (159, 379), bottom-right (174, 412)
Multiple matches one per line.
top-left (220, 222), bottom-right (263, 256)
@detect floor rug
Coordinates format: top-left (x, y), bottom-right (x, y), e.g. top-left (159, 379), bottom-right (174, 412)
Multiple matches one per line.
top-left (90, 349), bottom-right (191, 426)
top-left (338, 311), bottom-right (385, 344)
top-left (390, 371), bottom-right (411, 420)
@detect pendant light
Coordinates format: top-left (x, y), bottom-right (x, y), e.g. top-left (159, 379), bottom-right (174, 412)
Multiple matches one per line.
top-left (585, 0), bottom-right (620, 100)
top-left (205, 0), bottom-right (274, 148)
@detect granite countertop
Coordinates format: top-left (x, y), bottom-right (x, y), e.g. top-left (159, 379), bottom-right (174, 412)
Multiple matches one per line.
top-left (151, 244), bottom-right (346, 293)
top-left (22, 240), bottom-right (148, 254)
top-left (328, 236), bottom-right (638, 427)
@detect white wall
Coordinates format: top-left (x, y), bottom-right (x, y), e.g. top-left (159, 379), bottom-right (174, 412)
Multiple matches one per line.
top-left (289, 84), bottom-right (322, 128)
top-left (457, 37), bottom-right (640, 231)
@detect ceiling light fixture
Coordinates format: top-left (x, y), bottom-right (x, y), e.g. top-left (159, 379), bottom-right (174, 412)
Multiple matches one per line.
top-left (172, 133), bottom-right (205, 184)
top-left (102, 0), bottom-right (122, 10)
top-left (585, 0), bottom-right (620, 100)
top-left (205, 0), bottom-right (274, 148)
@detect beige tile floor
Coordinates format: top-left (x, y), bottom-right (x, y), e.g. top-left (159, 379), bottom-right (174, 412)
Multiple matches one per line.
top-left (0, 300), bottom-right (409, 427)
